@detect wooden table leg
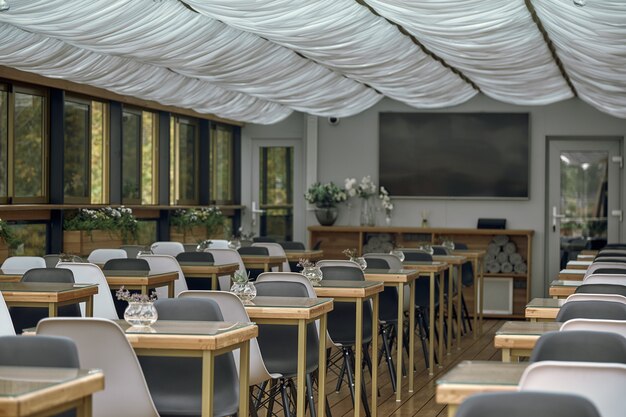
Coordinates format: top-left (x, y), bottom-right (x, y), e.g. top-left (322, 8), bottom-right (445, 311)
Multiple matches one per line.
top-left (472, 258), bottom-right (478, 340)
top-left (49, 303), bottom-right (57, 318)
top-left (371, 295), bottom-right (379, 417)
top-left (395, 283), bottom-right (403, 402)
top-left (168, 281), bottom-right (175, 298)
top-left (408, 279), bottom-right (416, 393)
top-left (447, 265), bottom-right (453, 354)
top-left (86, 297), bottom-right (93, 317)
top-left (318, 313), bottom-right (327, 417)
top-left (211, 273), bottom-right (218, 290)
top-left (456, 265), bottom-right (462, 350)
top-left (202, 350), bottom-right (215, 417)
top-left (428, 272), bottom-right (435, 375)
top-left (438, 271), bottom-right (445, 364)
top-left (502, 348), bottom-right (511, 363)
top-left (141, 285), bottom-right (148, 296)
top-left (239, 341), bottom-right (250, 417)
top-left (355, 300), bottom-right (364, 416)
top-left (479, 258), bottom-right (485, 334)
top-left (76, 395), bottom-right (92, 417)
top-left (447, 404), bottom-right (458, 417)
top-left (296, 319), bottom-right (307, 417)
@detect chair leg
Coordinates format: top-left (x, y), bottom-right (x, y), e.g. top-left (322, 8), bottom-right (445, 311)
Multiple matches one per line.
top-left (306, 373), bottom-right (317, 417)
top-left (461, 291), bottom-right (472, 332)
top-left (344, 349), bottom-right (356, 405)
top-left (280, 379), bottom-right (292, 417)
top-left (381, 324), bottom-right (397, 392)
top-left (335, 351), bottom-right (347, 393)
top-left (255, 380), bottom-right (268, 410)
top-left (352, 350), bottom-right (371, 417)
top-left (266, 379), bottom-right (277, 417)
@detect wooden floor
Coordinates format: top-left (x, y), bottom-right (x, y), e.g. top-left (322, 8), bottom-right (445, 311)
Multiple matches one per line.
top-left (324, 319), bottom-right (505, 417)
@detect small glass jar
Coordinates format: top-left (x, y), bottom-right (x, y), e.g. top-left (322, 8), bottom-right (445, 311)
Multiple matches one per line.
top-left (124, 302), bottom-right (158, 327)
top-left (231, 281), bottom-right (257, 304)
top-left (351, 257), bottom-right (368, 271)
top-left (390, 249), bottom-right (405, 262)
top-left (303, 266), bottom-right (323, 286)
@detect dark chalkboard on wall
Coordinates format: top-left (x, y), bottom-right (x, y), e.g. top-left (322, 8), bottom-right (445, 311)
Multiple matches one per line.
top-left (379, 112), bottom-right (530, 199)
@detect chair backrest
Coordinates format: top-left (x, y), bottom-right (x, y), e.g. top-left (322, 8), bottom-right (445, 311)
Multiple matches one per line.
top-left (120, 245), bottom-right (146, 259)
top-left (238, 246), bottom-right (269, 256)
top-left (432, 245), bottom-right (450, 255)
top-left (208, 239), bottom-right (230, 249)
top-left (575, 283), bottom-right (626, 296)
top-left (519, 361), bottom-right (626, 417)
top-left (584, 275), bottom-right (626, 286)
top-left (205, 249), bottom-right (246, 290)
top-left (37, 318), bottom-right (160, 417)
top-left (87, 249), bottom-right (127, 264)
top-left (182, 243), bottom-right (198, 252)
top-left (102, 258), bottom-right (150, 271)
top-left (56, 262), bottom-right (118, 319)
top-left (0, 292), bottom-right (14, 336)
top-left (561, 319), bottom-right (626, 338)
top-left (279, 241), bottom-right (306, 250)
top-left (455, 391), bottom-right (601, 417)
top-left (402, 251), bottom-right (433, 262)
top-left (0, 334), bottom-right (79, 368)
top-left (530, 330), bottom-right (626, 363)
top-left (555, 300), bottom-right (626, 322)
top-left (252, 242), bottom-right (290, 272)
top-left (593, 257), bottom-right (626, 263)
top-left (43, 254), bottom-right (60, 268)
top-left (253, 236), bottom-right (276, 243)
top-left (316, 259), bottom-right (361, 269)
top-left (150, 241), bottom-right (184, 257)
top-left (175, 251), bottom-right (215, 263)
top-left (0, 256), bottom-right (46, 273)
top-left (585, 263), bottom-right (626, 277)
top-left (136, 254), bottom-right (188, 297)
top-left (566, 293), bottom-right (626, 305)
top-left (139, 298), bottom-right (239, 417)
top-left (178, 290), bottom-right (274, 386)
top-left (363, 253), bottom-right (403, 269)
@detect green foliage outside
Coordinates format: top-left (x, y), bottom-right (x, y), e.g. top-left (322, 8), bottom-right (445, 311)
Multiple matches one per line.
top-left (0, 219), bottom-right (22, 249)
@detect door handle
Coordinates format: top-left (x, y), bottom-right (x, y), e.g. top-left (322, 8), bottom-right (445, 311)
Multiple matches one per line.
top-left (250, 201), bottom-right (266, 227)
top-left (611, 209), bottom-right (623, 222)
top-left (552, 206), bottom-right (565, 232)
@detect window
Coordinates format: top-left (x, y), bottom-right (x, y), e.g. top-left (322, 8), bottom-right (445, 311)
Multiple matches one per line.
top-left (170, 116), bottom-right (198, 205)
top-left (0, 84), bottom-right (48, 204)
top-left (64, 96), bottom-right (108, 203)
top-left (210, 123), bottom-right (235, 203)
top-left (122, 108), bottom-right (158, 205)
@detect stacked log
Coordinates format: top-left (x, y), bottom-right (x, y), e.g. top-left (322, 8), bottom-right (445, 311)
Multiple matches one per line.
top-left (485, 235), bottom-right (527, 274)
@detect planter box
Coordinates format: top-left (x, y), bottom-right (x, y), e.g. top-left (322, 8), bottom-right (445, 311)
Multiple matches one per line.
top-left (169, 226), bottom-right (209, 244)
top-left (63, 230), bottom-right (124, 257)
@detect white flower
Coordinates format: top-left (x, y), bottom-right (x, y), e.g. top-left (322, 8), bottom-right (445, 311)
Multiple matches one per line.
top-left (344, 177), bottom-right (356, 190)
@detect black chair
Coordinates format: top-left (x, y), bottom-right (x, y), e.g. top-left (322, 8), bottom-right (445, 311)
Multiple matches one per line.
top-left (103, 258), bottom-right (151, 318)
top-left (253, 236), bottom-right (276, 243)
top-left (530, 330), bottom-right (626, 363)
top-left (279, 242), bottom-right (306, 271)
top-left (0, 335), bottom-right (80, 417)
top-left (238, 246), bottom-right (269, 280)
top-left (254, 281), bottom-right (320, 417)
top-left (592, 268), bottom-right (626, 275)
top-left (139, 298), bottom-right (239, 417)
top-left (10, 268), bottom-right (81, 334)
top-left (556, 300), bottom-right (626, 322)
top-left (432, 246), bottom-right (471, 336)
top-left (455, 392), bottom-right (600, 417)
top-left (603, 243), bottom-right (626, 249)
top-left (120, 245), bottom-right (146, 259)
top-left (454, 242), bottom-right (474, 333)
top-left (175, 252), bottom-right (215, 290)
top-left (575, 283), bottom-right (626, 296)
top-left (318, 265), bottom-right (373, 417)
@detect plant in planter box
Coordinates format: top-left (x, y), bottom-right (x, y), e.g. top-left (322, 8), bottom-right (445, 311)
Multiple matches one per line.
top-left (63, 207), bottom-right (138, 244)
top-left (170, 207), bottom-right (225, 242)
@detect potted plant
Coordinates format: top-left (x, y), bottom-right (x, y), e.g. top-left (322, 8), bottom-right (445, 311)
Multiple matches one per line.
top-left (304, 182), bottom-right (347, 226)
top-left (63, 207), bottom-right (138, 255)
top-left (170, 207), bottom-right (225, 243)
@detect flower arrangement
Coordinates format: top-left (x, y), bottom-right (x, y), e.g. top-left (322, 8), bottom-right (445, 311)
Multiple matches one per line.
top-left (344, 176), bottom-right (378, 199)
top-left (232, 270), bottom-right (251, 284)
top-left (342, 248), bottom-right (357, 259)
top-left (305, 182), bottom-right (347, 208)
top-left (116, 286), bottom-right (157, 303)
top-left (63, 207), bottom-right (138, 243)
top-left (170, 207), bottom-right (225, 239)
top-left (297, 258), bottom-right (315, 269)
top-left (0, 218), bottom-right (21, 249)
top-left (379, 186), bottom-right (393, 216)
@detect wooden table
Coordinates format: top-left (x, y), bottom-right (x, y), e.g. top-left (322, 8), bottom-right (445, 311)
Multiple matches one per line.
top-left (577, 254), bottom-right (595, 261)
top-left (549, 280), bottom-right (583, 298)
top-left (245, 296), bottom-right (333, 417)
top-left (525, 297), bottom-right (565, 321)
top-left (240, 255), bottom-right (286, 272)
top-left (566, 260), bottom-right (592, 270)
top-left (433, 255), bottom-right (470, 351)
top-left (364, 268), bottom-right (419, 400)
top-left (103, 270), bottom-right (178, 297)
top-left (0, 366), bottom-right (104, 417)
top-left (558, 268), bottom-right (586, 280)
top-left (313, 280), bottom-right (383, 417)
top-left (0, 283), bottom-right (98, 317)
top-left (0, 269), bottom-right (23, 283)
top-left (402, 261), bottom-right (449, 375)
top-left (284, 249), bottom-right (324, 263)
top-left (452, 249), bottom-right (486, 338)
top-left (178, 262), bottom-right (239, 290)
top-left (494, 321), bottom-right (562, 362)
top-left (119, 319), bottom-right (257, 417)
top-left (436, 361), bottom-right (528, 417)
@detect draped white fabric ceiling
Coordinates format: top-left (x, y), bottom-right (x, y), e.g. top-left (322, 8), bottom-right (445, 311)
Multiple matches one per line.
top-left (0, 0), bottom-right (624, 123)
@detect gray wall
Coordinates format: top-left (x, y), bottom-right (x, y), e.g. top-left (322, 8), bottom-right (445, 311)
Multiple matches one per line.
top-left (244, 94), bottom-right (626, 296)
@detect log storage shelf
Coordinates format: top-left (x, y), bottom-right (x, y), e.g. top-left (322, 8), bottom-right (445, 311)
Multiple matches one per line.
top-left (308, 226), bottom-right (534, 319)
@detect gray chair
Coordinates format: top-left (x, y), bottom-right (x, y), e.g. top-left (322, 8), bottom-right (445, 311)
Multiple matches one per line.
top-left (556, 300), bottom-right (626, 322)
top-left (279, 241), bottom-right (305, 250)
top-left (120, 245), bottom-right (146, 259)
top-left (139, 298), bottom-right (239, 417)
top-left (253, 236), bottom-right (276, 243)
top-left (238, 246), bottom-right (269, 280)
top-left (10, 268), bottom-right (81, 334)
top-left (455, 392), bottom-right (601, 417)
top-left (575, 283), bottom-right (626, 296)
top-left (102, 258), bottom-right (151, 318)
top-left (175, 252), bottom-right (215, 290)
top-left (530, 330), bottom-right (626, 363)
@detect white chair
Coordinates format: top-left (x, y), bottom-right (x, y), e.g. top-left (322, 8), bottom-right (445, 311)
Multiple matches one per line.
top-left (316, 259), bottom-right (362, 269)
top-left (566, 293), bottom-right (626, 305)
top-left (252, 242), bottom-right (290, 272)
top-left (137, 254), bottom-right (187, 297)
top-left (56, 262), bottom-right (118, 319)
top-left (0, 292), bottom-right (15, 336)
top-left (150, 241), bottom-right (184, 257)
top-left (584, 274), bottom-right (626, 286)
top-left (0, 256), bottom-right (46, 274)
top-left (205, 249), bottom-right (247, 290)
top-left (37, 318), bottom-right (160, 417)
top-left (519, 361), bottom-right (626, 417)
top-left (87, 248), bottom-right (127, 264)
top-left (585, 263), bottom-right (626, 278)
top-left (178, 290), bottom-right (279, 386)
top-left (561, 319), bottom-right (626, 338)
top-left (208, 239), bottom-right (230, 249)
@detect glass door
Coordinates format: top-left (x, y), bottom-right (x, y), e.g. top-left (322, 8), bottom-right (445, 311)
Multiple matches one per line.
top-left (547, 138), bottom-right (622, 287)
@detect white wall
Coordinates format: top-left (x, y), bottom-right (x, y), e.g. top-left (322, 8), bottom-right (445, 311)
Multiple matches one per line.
top-left (244, 95), bottom-right (626, 296)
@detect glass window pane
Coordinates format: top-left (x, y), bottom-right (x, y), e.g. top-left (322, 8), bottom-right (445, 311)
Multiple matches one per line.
top-left (0, 90), bottom-right (7, 199)
top-left (179, 121), bottom-right (196, 202)
top-left (136, 220), bottom-right (157, 246)
top-left (14, 93), bottom-right (44, 198)
top-left (91, 101), bottom-right (106, 204)
top-left (211, 124), bottom-right (233, 203)
top-left (8, 223), bottom-right (47, 256)
top-left (141, 111), bottom-right (156, 205)
top-left (259, 146), bottom-right (293, 241)
top-left (122, 111), bottom-right (141, 202)
top-left (64, 100), bottom-right (89, 199)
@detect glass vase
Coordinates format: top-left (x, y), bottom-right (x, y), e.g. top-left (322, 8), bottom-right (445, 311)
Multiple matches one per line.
top-left (360, 197), bottom-right (376, 226)
top-left (124, 302), bottom-right (158, 327)
top-left (303, 266), bottom-right (323, 286)
top-left (231, 281), bottom-right (257, 304)
top-left (351, 257), bottom-right (368, 271)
